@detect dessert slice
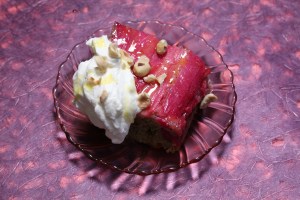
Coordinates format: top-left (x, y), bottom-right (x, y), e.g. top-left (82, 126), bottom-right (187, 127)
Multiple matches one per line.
top-left (111, 22), bottom-right (210, 152)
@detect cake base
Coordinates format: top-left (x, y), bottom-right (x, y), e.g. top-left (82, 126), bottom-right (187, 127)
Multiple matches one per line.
top-left (127, 117), bottom-right (179, 153)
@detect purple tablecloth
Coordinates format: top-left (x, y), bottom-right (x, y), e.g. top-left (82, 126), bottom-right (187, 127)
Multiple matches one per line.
top-left (1, 1), bottom-right (299, 199)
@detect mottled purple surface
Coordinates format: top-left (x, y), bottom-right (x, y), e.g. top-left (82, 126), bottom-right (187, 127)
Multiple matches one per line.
top-left (1, 0), bottom-right (300, 199)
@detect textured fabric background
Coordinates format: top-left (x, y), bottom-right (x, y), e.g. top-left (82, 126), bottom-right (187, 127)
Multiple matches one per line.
top-left (1, 0), bottom-right (300, 199)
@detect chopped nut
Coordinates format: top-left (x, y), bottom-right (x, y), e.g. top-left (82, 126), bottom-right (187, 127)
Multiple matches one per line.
top-left (94, 55), bottom-right (104, 65)
top-left (133, 55), bottom-right (151, 77)
top-left (100, 90), bottom-right (108, 103)
top-left (94, 55), bottom-right (108, 74)
top-left (156, 39), bottom-right (168, 55)
top-left (120, 50), bottom-right (134, 66)
top-left (87, 76), bottom-right (101, 85)
top-left (200, 93), bottom-right (218, 109)
top-left (137, 92), bottom-right (151, 110)
top-left (143, 74), bottom-right (157, 83)
top-left (90, 40), bottom-right (97, 54)
top-left (121, 60), bottom-right (130, 69)
top-left (157, 73), bottom-right (167, 84)
top-left (108, 43), bottom-right (120, 58)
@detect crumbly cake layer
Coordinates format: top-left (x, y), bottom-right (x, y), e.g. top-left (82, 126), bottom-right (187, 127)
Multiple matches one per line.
top-left (128, 117), bottom-right (179, 153)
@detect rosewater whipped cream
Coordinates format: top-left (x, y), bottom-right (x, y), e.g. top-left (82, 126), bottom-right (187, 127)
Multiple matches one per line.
top-left (73, 36), bottom-right (140, 144)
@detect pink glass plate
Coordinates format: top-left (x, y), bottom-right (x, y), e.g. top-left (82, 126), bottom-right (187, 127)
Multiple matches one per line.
top-left (53, 20), bottom-right (236, 175)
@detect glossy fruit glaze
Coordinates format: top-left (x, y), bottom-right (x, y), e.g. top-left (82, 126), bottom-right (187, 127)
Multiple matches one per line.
top-left (111, 22), bottom-right (210, 147)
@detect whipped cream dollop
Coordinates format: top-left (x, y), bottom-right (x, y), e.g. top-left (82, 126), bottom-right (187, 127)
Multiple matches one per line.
top-left (73, 35), bottom-right (140, 144)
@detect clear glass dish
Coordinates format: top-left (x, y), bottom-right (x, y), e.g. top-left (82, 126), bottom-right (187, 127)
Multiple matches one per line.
top-left (53, 20), bottom-right (236, 175)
